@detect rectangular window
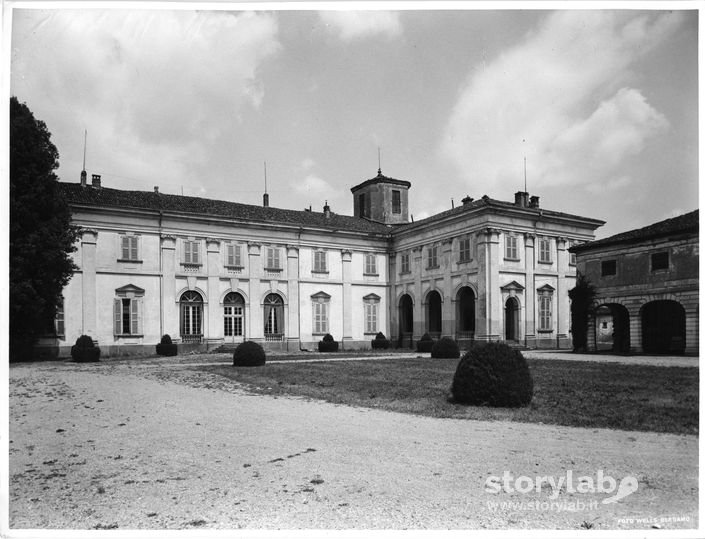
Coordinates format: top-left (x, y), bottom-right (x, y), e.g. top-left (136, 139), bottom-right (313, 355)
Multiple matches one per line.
top-left (365, 303), bottom-right (378, 333)
top-left (55, 299), bottom-right (65, 337)
top-left (427, 245), bottom-right (439, 268)
top-left (569, 242), bottom-right (577, 266)
top-left (313, 250), bottom-right (327, 273)
top-left (459, 238), bottom-right (472, 263)
top-left (266, 247), bottom-right (281, 270)
top-left (505, 235), bottom-right (518, 260)
top-left (400, 253), bottom-right (410, 274)
top-left (114, 298), bottom-right (142, 335)
top-left (601, 260), bottom-right (617, 276)
top-left (539, 295), bottom-right (552, 331)
top-left (120, 235), bottom-right (139, 261)
top-left (184, 240), bottom-right (200, 264)
top-left (313, 301), bottom-right (329, 334)
top-left (226, 244), bottom-right (242, 267)
top-left (651, 251), bottom-right (669, 271)
top-left (364, 254), bottom-right (377, 275)
top-left (538, 238), bottom-right (551, 263)
top-left (359, 193), bottom-right (367, 218)
top-left (392, 190), bottom-right (401, 214)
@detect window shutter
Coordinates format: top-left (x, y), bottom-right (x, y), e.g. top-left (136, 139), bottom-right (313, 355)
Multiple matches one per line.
top-left (184, 241), bottom-right (191, 263)
top-left (114, 299), bottom-right (122, 335)
top-left (193, 242), bottom-right (200, 264)
top-left (131, 299), bottom-right (141, 335)
top-left (130, 237), bottom-right (138, 260)
top-left (121, 236), bottom-right (129, 259)
top-left (227, 244), bottom-right (234, 266)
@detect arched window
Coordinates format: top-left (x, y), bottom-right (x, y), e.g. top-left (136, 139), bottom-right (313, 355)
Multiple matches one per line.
top-left (426, 290), bottom-right (442, 336)
top-left (223, 292), bottom-right (245, 339)
top-left (180, 291), bottom-right (203, 342)
top-left (264, 293), bottom-right (284, 341)
top-left (456, 287), bottom-right (475, 337)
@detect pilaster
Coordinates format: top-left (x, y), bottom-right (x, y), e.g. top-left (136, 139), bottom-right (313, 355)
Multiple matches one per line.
top-left (524, 233), bottom-right (536, 346)
top-left (80, 230), bottom-right (98, 338)
top-left (341, 249), bottom-right (353, 344)
top-left (287, 246), bottom-right (300, 345)
top-left (160, 234), bottom-right (177, 337)
top-left (248, 242), bottom-right (263, 338)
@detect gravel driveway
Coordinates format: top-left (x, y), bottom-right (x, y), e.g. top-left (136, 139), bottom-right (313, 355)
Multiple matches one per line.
top-left (9, 359), bottom-right (698, 530)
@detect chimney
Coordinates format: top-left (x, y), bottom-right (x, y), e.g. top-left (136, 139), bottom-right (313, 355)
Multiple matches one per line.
top-left (263, 193), bottom-right (269, 207)
top-left (80, 170), bottom-right (87, 187)
top-left (323, 201), bottom-right (331, 218)
top-left (514, 191), bottom-right (529, 207)
top-left (154, 186), bottom-right (159, 193)
top-left (91, 174), bottom-right (101, 188)
top-left (462, 195), bottom-right (473, 205)
top-left (529, 195), bottom-right (540, 208)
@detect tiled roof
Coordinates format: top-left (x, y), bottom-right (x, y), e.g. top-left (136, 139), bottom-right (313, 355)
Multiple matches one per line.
top-left (59, 183), bottom-right (393, 235)
top-left (394, 195), bottom-right (605, 233)
top-left (571, 210), bottom-right (699, 252)
top-left (350, 171), bottom-right (412, 192)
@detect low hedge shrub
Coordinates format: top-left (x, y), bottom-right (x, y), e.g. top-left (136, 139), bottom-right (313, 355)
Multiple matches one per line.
top-left (431, 336), bottom-right (460, 358)
top-left (156, 334), bottom-right (178, 356)
top-left (416, 333), bottom-right (434, 353)
top-left (371, 332), bottom-right (390, 350)
top-left (233, 341), bottom-right (266, 366)
top-left (71, 335), bottom-right (101, 362)
top-left (451, 342), bottom-right (533, 407)
top-left (318, 333), bottom-right (339, 353)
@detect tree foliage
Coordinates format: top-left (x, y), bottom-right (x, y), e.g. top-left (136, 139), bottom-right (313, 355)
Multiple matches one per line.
top-left (10, 97), bottom-right (79, 360)
top-left (568, 273), bottom-right (597, 352)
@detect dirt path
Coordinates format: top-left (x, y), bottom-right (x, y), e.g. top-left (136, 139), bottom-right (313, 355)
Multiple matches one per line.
top-left (9, 360), bottom-right (698, 530)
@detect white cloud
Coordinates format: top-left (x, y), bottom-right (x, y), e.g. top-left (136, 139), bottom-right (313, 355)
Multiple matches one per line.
top-left (441, 11), bottom-right (682, 195)
top-left (292, 174), bottom-right (333, 196)
top-left (300, 158), bottom-right (316, 170)
top-left (318, 11), bottom-right (402, 41)
top-left (11, 9), bottom-right (280, 187)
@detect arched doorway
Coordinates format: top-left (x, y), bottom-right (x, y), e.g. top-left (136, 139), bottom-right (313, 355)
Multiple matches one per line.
top-left (594, 303), bottom-right (630, 354)
top-left (641, 300), bottom-right (686, 354)
top-left (223, 292), bottom-right (245, 343)
top-left (263, 293), bottom-right (284, 342)
top-left (505, 297), bottom-right (519, 341)
top-left (398, 294), bottom-right (414, 348)
top-left (180, 290), bottom-right (203, 343)
top-left (456, 287), bottom-right (475, 339)
top-left (426, 290), bottom-right (442, 338)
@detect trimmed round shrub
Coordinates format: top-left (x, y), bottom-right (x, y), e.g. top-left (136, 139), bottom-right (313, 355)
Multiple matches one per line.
top-left (431, 336), bottom-right (460, 358)
top-left (233, 341), bottom-right (266, 366)
top-left (318, 333), bottom-right (339, 353)
top-left (156, 334), bottom-right (178, 356)
top-left (416, 333), bottom-right (434, 353)
top-left (451, 342), bottom-right (533, 407)
top-left (71, 335), bottom-right (101, 363)
top-left (371, 332), bottom-right (390, 350)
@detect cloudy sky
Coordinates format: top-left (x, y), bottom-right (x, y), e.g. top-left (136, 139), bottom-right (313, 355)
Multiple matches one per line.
top-left (10, 6), bottom-right (698, 238)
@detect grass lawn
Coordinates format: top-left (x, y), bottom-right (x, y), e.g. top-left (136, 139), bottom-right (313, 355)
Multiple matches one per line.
top-left (199, 357), bottom-right (698, 435)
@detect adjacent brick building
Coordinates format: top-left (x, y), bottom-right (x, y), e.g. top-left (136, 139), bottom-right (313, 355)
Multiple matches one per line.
top-left (570, 210), bottom-right (699, 355)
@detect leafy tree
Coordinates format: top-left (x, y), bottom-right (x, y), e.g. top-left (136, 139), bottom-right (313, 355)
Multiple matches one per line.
top-left (10, 97), bottom-right (79, 361)
top-left (568, 273), bottom-right (597, 353)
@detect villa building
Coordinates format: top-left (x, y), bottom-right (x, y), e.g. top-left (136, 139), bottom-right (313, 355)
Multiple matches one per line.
top-left (47, 169), bottom-right (605, 357)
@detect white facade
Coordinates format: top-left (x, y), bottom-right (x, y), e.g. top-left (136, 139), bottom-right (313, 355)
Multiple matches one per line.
top-left (49, 174), bottom-right (603, 357)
